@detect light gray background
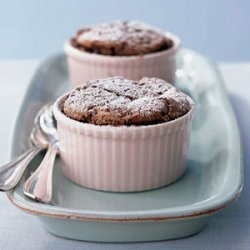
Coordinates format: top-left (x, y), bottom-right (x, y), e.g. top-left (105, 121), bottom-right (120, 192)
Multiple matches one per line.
top-left (0, 0), bottom-right (249, 60)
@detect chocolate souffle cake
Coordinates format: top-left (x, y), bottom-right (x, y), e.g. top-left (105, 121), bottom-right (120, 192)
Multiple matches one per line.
top-left (63, 76), bottom-right (191, 126)
top-left (71, 20), bottom-right (173, 56)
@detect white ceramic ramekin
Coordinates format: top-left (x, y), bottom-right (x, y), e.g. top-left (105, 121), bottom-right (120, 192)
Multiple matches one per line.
top-left (64, 32), bottom-right (181, 88)
top-left (53, 93), bottom-right (194, 192)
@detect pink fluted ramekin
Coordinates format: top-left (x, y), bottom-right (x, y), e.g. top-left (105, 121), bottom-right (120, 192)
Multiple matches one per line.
top-left (64, 32), bottom-right (181, 88)
top-left (53, 94), bottom-right (194, 192)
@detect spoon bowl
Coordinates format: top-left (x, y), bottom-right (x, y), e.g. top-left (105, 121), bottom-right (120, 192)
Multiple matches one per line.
top-left (37, 104), bottom-right (58, 145)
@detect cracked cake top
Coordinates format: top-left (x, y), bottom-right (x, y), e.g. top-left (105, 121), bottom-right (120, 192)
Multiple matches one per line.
top-left (63, 76), bottom-right (192, 126)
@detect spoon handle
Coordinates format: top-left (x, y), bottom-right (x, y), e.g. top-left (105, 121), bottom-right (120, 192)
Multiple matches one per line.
top-left (0, 145), bottom-right (45, 191)
top-left (23, 143), bottom-right (58, 204)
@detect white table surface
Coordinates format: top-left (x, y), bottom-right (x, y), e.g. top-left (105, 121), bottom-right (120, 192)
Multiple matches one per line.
top-left (0, 61), bottom-right (249, 250)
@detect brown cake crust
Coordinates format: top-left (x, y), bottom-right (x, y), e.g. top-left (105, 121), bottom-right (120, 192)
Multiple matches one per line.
top-left (71, 21), bottom-right (173, 56)
top-left (63, 77), bottom-right (192, 126)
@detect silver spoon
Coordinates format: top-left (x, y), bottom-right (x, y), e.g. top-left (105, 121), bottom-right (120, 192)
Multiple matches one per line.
top-left (0, 104), bottom-right (52, 191)
top-left (23, 106), bottom-right (58, 204)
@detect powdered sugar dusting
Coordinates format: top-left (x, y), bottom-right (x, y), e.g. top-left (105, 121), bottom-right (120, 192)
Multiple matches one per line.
top-left (79, 21), bottom-right (163, 43)
top-left (128, 96), bottom-right (167, 116)
top-left (63, 76), bottom-right (191, 126)
top-left (74, 21), bottom-right (171, 56)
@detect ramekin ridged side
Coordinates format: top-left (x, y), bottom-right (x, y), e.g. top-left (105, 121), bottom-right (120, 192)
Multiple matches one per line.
top-left (64, 32), bottom-right (181, 88)
top-left (53, 94), bottom-right (194, 192)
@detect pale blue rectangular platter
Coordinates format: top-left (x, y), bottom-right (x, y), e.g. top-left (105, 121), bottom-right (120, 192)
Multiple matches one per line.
top-left (7, 49), bottom-right (242, 242)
